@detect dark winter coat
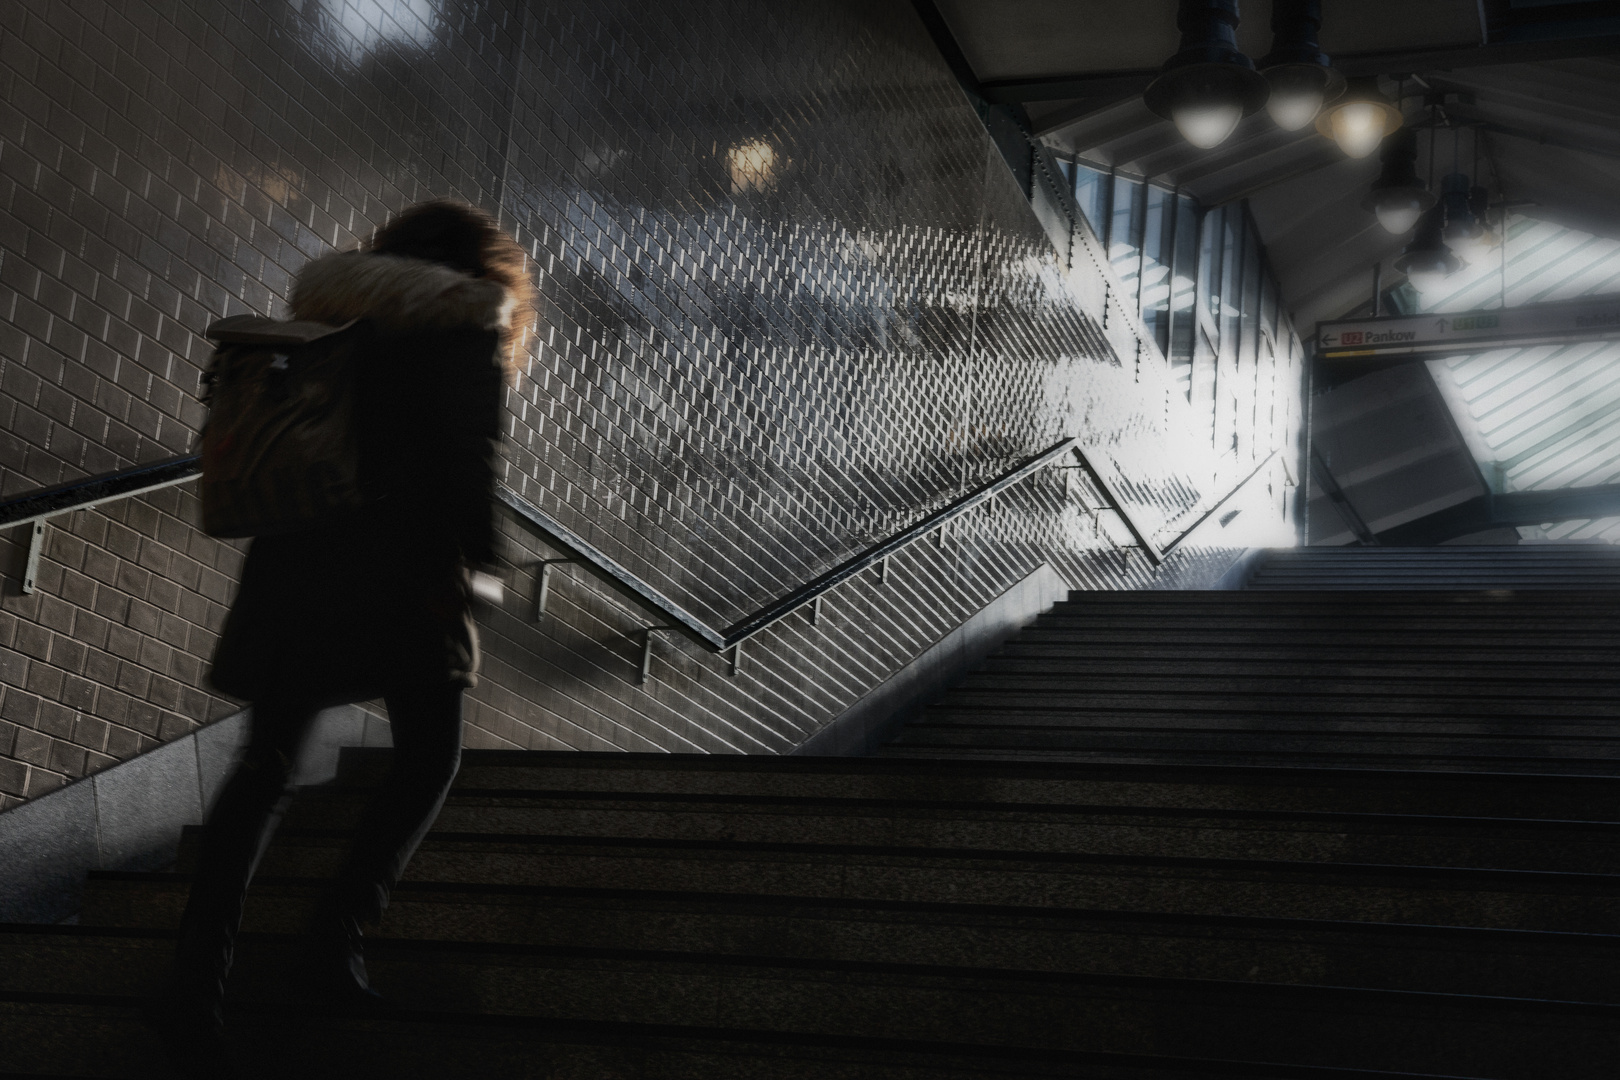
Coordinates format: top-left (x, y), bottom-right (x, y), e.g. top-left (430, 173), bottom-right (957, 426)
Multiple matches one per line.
top-left (208, 252), bottom-right (509, 703)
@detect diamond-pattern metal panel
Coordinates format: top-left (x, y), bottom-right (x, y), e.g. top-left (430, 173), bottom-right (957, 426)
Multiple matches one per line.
top-left (0, 0), bottom-right (1298, 804)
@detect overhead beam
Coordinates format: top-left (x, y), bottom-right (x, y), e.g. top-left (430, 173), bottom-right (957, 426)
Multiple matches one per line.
top-left (979, 36), bottom-right (1620, 105)
top-left (907, 0), bottom-right (984, 96)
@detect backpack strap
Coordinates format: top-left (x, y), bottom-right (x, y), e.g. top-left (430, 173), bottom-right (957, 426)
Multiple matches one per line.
top-left (204, 315), bottom-right (358, 346)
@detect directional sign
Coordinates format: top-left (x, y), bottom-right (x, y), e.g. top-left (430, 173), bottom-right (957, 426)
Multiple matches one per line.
top-left (1318, 295), bottom-right (1620, 359)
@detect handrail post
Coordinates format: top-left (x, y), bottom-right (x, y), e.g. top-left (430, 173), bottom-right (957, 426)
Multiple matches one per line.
top-left (534, 558), bottom-right (578, 619)
top-left (638, 626), bottom-right (674, 685)
top-left (727, 642), bottom-right (742, 676)
top-left (22, 521), bottom-right (45, 595)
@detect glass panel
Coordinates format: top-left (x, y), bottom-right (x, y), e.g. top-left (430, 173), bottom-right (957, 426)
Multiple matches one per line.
top-left (1242, 219), bottom-right (1261, 368)
top-left (1260, 273), bottom-right (1278, 349)
top-left (1110, 176), bottom-right (1142, 312)
top-left (1170, 196), bottom-right (1199, 398)
top-left (1072, 164), bottom-right (1108, 240)
top-left (1139, 185), bottom-right (1171, 355)
top-left (1220, 209), bottom-right (1242, 369)
top-left (1199, 206), bottom-right (1223, 332)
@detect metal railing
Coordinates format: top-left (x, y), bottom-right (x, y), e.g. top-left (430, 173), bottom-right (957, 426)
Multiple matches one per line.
top-left (0, 440), bottom-right (1077, 680)
top-left (501, 436), bottom-right (1078, 678)
top-left (0, 454), bottom-right (201, 595)
top-left (0, 437), bottom-right (1278, 681)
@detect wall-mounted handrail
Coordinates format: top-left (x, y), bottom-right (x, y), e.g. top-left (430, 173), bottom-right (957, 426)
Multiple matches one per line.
top-left (494, 486), bottom-right (727, 650)
top-left (0, 454), bottom-right (202, 595)
top-left (1158, 450), bottom-right (1280, 558)
top-left (498, 436), bottom-right (1079, 657)
top-left (0, 454), bottom-right (201, 530)
top-left (0, 438), bottom-right (1078, 676)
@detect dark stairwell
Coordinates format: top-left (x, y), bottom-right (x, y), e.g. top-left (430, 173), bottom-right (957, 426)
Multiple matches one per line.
top-left (4, 545), bottom-right (1620, 1078)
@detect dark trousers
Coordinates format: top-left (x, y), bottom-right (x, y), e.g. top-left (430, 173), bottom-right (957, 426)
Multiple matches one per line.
top-left (172, 681), bottom-right (463, 1007)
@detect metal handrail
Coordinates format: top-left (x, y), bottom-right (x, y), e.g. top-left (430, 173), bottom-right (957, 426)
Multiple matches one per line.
top-left (1158, 450), bottom-right (1280, 558)
top-left (0, 437), bottom-right (1281, 678)
top-left (0, 438), bottom-right (1078, 677)
top-left (0, 454), bottom-right (201, 530)
top-left (498, 437), bottom-right (1079, 666)
top-left (0, 454), bottom-right (202, 594)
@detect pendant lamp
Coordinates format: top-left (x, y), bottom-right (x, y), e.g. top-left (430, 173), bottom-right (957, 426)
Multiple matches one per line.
top-left (1143, 0), bottom-right (1270, 149)
top-left (1394, 204), bottom-right (1461, 296)
top-left (1362, 129), bottom-right (1434, 234)
top-left (1257, 0), bottom-right (1344, 131)
top-left (1316, 77), bottom-right (1402, 158)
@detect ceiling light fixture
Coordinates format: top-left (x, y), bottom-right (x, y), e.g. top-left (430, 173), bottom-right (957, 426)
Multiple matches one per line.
top-left (1143, 0), bottom-right (1269, 150)
top-left (1257, 0), bottom-right (1344, 131)
top-left (1455, 183), bottom-right (1501, 263)
top-left (1362, 129), bottom-right (1433, 234)
top-left (1316, 77), bottom-right (1402, 158)
top-left (1439, 172), bottom-right (1485, 261)
top-left (1394, 203), bottom-right (1461, 297)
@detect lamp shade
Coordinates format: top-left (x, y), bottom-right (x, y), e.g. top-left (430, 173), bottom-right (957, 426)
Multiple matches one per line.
top-left (1258, 0), bottom-right (1344, 131)
top-left (1316, 77), bottom-right (1402, 158)
top-left (1144, 0), bottom-right (1269, 149)
top-left (1440, 172), bottom-right (1483, 243)
top-left (1361, 129), bottom-right (1434, 234)
top-left (1394, 204), bottom-right (1461, 296)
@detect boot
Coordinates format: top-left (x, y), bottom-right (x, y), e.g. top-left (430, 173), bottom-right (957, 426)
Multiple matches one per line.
top-left (304, 909), bottom-right (393, 1014)
top-left (143, 973), bottom-right (239, 1079)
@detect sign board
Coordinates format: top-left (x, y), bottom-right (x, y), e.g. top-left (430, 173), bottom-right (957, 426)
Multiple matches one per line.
top-left (1317, 295), bottom-right (1620, 359)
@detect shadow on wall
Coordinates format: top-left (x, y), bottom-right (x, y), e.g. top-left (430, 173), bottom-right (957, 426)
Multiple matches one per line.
top-left (0, 706), bottom-right (391, 924)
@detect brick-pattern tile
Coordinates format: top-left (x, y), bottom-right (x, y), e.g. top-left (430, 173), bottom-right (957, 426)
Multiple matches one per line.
top-left (0, 0), bottom-right (1301, 799)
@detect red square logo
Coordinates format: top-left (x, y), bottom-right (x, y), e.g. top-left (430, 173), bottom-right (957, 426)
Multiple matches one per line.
top-left (1341, 331), bottom-right (1364, 345)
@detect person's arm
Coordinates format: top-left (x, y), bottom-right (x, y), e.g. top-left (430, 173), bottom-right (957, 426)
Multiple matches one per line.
top-left (425, 329), bottom-right (504, 568)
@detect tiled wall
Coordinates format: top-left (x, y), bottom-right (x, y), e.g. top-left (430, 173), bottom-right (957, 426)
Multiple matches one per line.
top-left (0, 0), bottom-right (1302, 809)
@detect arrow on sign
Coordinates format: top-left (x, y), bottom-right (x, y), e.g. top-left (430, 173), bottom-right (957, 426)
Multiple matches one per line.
top-left (1435, 318), bottom-right (1450, 332)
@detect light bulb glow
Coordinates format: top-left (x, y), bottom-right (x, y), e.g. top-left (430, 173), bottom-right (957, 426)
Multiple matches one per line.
top-left (1375, 199), bottom-right (1423, 234)
top-left (1442, 220), bottom-right (1482, 245)
top-left (1171, 103), bottom-right (1245, 149)
top-left (1266, 88), bottom-right (1325, 131)
top-left (1446, 230), bottom-right (1495, 265)
top-left (1329, 102), bottom-right (1387, 158)
top-left (1406, 266), bottom-right (1452, 296)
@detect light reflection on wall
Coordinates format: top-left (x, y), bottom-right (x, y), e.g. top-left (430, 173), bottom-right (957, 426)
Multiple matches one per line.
top-left (728, 139), bottom-right (780, 194)
top-left (301, 0), bottom-right (441, 64)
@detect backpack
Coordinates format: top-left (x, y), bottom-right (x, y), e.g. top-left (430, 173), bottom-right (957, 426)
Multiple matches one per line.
top-left (198, 315), bottom-right (368, 538)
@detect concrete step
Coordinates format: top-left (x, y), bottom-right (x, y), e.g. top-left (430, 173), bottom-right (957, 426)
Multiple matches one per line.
top-left (925, 689), bottom-right (1620, 718)
top-left (237, 790), bottom-right (1620, 875)
top-left (1029, 616), bottom-right (1620, 635)
top-left (77, 836), bottom-right (1620, 933)
top-left (1060, 589), bottom-right (1620, 602)
top-left (979, 656), bottom-right (1620, 681)
top-left (1247, 581), bottom-right (1620, 589)
top-left (50, 882), bottom-right (1620, 1001)
top-left (996, 641), bottom-right (1620, 663)
top-left (0, 993), bottom-right (1514, 1080)
top-left (328, 750), bottom-right (1620, 820)
top-left (954, 672), bottom-right (1620, 699)
top-left (1012, 627), bottom-right (1620, 650)
top-left (915, 708), bottom-right (1620, 738)
top-left (876, 741), bottom-right (1620, 777)
top-left (0, 928), bottom-right (1611, 1079)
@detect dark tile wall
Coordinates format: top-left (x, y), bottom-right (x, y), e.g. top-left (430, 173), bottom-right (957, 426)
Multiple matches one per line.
top-left (0, 0), bottom-right (1301, 807)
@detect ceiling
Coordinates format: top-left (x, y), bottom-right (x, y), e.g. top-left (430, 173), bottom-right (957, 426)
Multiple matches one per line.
top-left (926, 0), bottom-right (1620, 334)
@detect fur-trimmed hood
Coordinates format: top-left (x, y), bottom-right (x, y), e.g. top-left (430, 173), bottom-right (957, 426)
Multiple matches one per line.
top-left (289, 251), bottom-right (514, 333)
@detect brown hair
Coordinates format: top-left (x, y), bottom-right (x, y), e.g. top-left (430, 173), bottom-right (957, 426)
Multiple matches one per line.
top-left (370, 199), bottom-right (536, 376)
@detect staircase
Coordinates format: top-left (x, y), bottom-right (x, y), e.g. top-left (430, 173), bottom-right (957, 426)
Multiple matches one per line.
top-left (4, 547), bottom-right (1619, 1078)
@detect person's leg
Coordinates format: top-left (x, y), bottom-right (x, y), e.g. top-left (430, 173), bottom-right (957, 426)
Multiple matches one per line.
top-left (150, 689), bottom-right (322, 1072)
top-left (308, 680), bottom-right (463, 997)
